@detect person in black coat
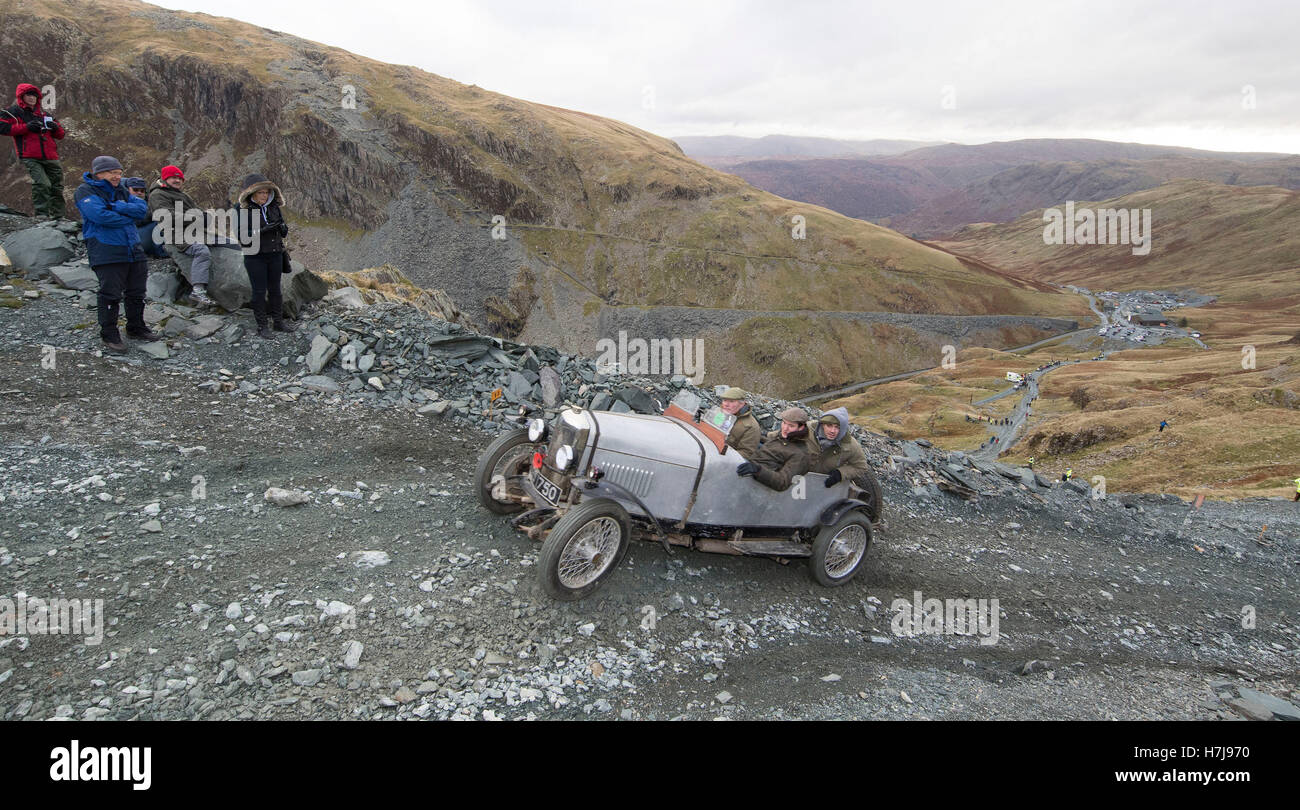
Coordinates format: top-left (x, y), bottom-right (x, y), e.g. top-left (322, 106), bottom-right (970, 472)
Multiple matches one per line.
top-left (125, 177), bottom-right (167, 258)
top-left (235, 173), bottom-right (296, 339)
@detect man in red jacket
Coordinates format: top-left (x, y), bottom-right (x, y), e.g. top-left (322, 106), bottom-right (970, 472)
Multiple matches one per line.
top-left (0, 83), bottom-right (66, 219)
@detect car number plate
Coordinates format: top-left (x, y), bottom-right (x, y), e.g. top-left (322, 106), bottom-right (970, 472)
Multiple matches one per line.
top-left (532, 469), bottom-right (561, 505)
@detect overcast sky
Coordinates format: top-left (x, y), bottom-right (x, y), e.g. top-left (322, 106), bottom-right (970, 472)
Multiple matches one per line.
top-left (149, 0), bottom-right (1298, 154)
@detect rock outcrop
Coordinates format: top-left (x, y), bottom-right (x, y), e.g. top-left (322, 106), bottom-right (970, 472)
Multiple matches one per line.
top-left (1, 227), bottom-right (75, 274)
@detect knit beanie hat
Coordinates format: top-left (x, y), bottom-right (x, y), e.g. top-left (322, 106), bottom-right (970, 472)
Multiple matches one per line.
top-left (90, 155), bottom-right (123, 174)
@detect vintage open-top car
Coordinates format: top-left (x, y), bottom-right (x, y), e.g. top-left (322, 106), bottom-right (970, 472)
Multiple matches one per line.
top-left (475, 391), bottom-right (884, 600)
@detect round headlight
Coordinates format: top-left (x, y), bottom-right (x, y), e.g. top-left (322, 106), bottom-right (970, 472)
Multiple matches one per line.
top-left (527, 418), bottom-right (547, 442)
top-left (555, 444), bottom-right (575, 470)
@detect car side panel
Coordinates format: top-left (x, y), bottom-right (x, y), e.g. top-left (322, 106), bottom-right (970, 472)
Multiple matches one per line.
top-left (579, 410), bottom-right (850, 529)
top-left (688, 445), bottom-right (851, 528)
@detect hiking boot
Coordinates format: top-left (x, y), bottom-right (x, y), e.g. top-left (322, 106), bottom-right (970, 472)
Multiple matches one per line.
top-left (257, 323), bottom-right (275, 340)
top-left (189, 288), bottom-right (215, 307)
top-left (272, 316), bottom-right (297, 332)
top-left (127, 326), bottom-right (162, 342)
top-left (102, 338), bottom-right (127, 355)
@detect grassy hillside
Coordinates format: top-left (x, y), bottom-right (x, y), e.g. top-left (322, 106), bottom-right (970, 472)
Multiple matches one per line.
top-left (833, 301), bottom-right (1300, 500)
top-left (888, 155), bottom-right (1300, 237)
top-left (0, 0), bottom-right (1083, 325)
top-left (938, 180), bottom-right (1300, 302)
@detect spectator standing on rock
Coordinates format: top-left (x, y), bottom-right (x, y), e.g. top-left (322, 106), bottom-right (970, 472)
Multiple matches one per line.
top-left (146, 165), bottom-right (216, 306)
top-left (719, 387), bottom-right (761, 457)
top-left (236, 173), bottom-right (296, 339)
top-left (737, 407), bottom-right (811, 491)
top-left (125, 177), bottom-right (167, 258)
top-left (0, 83), bottom-right (66, 219)
top-left (74, 156), bottom-right (160, 354)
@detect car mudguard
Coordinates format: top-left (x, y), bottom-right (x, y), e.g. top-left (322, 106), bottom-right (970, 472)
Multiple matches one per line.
top-left (574, 477), bottom-right (672, 554)
top-left (819, 498), bottom-right (874, 528)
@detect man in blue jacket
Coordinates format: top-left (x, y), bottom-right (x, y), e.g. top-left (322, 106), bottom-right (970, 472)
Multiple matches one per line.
top-left (74, 155), bottom-right (160, 354)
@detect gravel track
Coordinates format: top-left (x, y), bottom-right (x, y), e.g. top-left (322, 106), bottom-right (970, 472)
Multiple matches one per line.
top-left (1, 288), bottom-right (1297, 721)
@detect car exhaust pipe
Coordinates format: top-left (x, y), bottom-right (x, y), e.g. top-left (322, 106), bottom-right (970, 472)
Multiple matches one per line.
top-left (526, 515), bottom-right (560, 541)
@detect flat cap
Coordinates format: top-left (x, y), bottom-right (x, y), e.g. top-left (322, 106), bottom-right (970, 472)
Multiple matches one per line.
top-left (720, 386), bottom-right (747, 400)
top-left (779, 406), bottom-right (808, 423)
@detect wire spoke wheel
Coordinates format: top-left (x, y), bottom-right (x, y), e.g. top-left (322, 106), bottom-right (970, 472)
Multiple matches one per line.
top-left (810, 511), bottom-right (873, 587)
top-left (823, 523), bottom-right (867, 578)
top-left (556, 517), bottom-right (621, 588)
top-left (539, 499), bottom-right (630, 601)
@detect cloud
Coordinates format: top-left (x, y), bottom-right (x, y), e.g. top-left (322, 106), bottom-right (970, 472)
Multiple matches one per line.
top-left (148, 0), bottom-right (1300, 152)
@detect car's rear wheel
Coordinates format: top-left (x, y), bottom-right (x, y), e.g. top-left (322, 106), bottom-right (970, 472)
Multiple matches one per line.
top-left (809, 511), bottom-right (872, 587)
top-left (475, 428), bottom-right (535, 515)
top-left (851, 468), bottom-right (884, 523)
top-left (538, 499), bottom-right (630, 601)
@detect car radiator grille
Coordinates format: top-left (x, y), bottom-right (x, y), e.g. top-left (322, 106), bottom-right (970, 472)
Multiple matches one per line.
top-left (601, 463), bottom-right (654, 498)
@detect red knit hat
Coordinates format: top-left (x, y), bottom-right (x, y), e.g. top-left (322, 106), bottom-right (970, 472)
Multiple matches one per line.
top-left (160, 165), bottom-right (184, 181)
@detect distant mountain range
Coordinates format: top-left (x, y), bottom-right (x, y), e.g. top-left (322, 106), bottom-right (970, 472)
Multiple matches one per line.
top-left (698, 138), bottom-right (1300, 237)
top-left (673, 134), bottom-right (944, 166)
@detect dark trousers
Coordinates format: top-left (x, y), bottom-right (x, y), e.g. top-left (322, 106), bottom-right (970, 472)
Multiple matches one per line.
top-left (137, 221), bottom-right (168, 258)
top-left (21, 157), bottom-right (65, 218)
top-left (92, 260), bottom-right (148, 341)
top-left (244, 252), bottom-right (286, 323)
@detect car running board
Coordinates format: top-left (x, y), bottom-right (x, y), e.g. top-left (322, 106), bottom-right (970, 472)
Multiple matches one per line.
top-left (695, 538), bottom-right (812, 557)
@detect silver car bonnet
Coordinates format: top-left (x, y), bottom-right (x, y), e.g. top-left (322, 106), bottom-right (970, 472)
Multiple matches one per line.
top-left (584, 410), bottom-right (702, 522)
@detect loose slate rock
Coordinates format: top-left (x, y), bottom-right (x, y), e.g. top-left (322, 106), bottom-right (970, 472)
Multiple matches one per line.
top-left (137, 341), bottom-right (169, 360)
top-left (2, 227), bottom-right (74, 272)
top-left (264, 487), bottom-right (310, 507)
top-left (146, 271), bottom-right (181, 303)
top-left (300, 375), bottom-right (341, 394)
top-left (324, 286), bottom-right (367, 309)
top-left (49, 262), bottom-right (97, 291)
top-left (1235, 688), bottom-right (1300, 721)
top-left (185, 315), bottom-right (225, 340)
top-left (342, 640), bottom-right (363, 670)
top-left (306, 335), bottom-right (338, 373)
top-left (539, 365), bottom-right (563, 407)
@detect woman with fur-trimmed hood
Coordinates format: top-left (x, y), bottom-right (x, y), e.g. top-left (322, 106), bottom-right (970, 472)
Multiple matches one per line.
top-left (236, 173), bottom-right (296, 338)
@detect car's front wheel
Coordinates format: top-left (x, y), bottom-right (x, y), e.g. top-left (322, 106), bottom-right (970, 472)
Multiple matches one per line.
top-left (538, 499), bottom-right (630, 601)
top-left (809, 511), bottom-right (872, 587)
top-left (474, 428), bottom-right (535, 515)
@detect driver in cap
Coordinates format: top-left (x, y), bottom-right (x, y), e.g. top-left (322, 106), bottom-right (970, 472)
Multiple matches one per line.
top-left (719, 386), bottom-right (761, 457)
